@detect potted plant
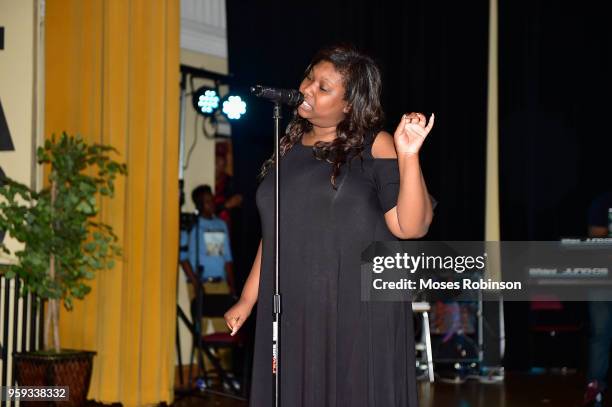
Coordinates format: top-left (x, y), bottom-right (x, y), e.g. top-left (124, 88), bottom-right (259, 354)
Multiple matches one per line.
top-left (0, 133), bottom-right (126, 405)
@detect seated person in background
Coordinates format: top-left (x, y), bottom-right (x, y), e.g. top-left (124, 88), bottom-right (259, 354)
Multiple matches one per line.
top-left (583, 191), bottom-right (612, 407)
top-left (180, 184), bottom-right (235, 297)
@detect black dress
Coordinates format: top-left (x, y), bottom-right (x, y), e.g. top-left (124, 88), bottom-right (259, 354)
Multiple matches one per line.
top-left (251, 133), bottom-right (419, 407)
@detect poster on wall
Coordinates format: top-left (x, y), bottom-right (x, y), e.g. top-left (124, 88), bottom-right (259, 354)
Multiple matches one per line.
top-left (0, 100), bottom-right (14, 150)
top-left (0, 99), bottom-right (15, 246)
top-left (0, 1), bottom-right (40, 264)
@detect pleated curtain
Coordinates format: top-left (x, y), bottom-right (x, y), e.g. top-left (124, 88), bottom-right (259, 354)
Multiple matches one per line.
top-left (45, 1), bottom-right (179, 404)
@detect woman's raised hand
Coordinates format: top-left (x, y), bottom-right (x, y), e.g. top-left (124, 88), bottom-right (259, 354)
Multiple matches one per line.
top-left (393, 112), bottom-right (435, 155)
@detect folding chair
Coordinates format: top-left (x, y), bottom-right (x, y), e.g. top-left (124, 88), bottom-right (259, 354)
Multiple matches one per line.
top-left (186, 270), bottom-right (251, 398)
top-left (413, 301), bottom-right (434, 382)
top-left (528, 297), bottom-right (584, 370)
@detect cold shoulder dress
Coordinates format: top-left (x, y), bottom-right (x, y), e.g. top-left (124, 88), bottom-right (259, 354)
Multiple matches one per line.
top-left (250, 134), bottom-right (419, 407)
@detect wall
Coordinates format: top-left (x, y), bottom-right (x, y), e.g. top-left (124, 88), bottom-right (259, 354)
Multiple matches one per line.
top-left (0, 0), bottom-right (43, 262)
top-left (179, 48), bottom-right (228, 214)
top-left (0, 0), bottom-right (43, 393)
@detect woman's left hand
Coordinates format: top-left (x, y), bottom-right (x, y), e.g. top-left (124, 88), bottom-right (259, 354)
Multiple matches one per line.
top-left (393, 112), bottom-right (435, 155)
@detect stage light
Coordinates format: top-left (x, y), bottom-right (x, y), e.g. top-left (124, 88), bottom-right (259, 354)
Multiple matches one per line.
top-left (221, 95), bottom-right (247, 120)
top-left (192, 87), bottom-right (220, 116)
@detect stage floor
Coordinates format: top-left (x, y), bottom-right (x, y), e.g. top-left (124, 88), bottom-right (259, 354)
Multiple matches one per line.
top-left (172, 372), bottom-right (603, 407)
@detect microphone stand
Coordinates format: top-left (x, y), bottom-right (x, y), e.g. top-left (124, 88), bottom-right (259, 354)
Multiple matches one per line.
top-left (251, 85), bottom-right (302, 407)
top-left (272, 102), bottom-right (282, 407)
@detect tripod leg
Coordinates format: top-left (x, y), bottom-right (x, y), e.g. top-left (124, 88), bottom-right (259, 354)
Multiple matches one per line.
top-left (176, 313), bottom-right (184, 386)
top-left (188, 339), bottom-right (196, 387)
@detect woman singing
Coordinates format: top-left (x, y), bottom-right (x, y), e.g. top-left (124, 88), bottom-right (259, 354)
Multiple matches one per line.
top-left (225, 44), bottom-right (435, 407)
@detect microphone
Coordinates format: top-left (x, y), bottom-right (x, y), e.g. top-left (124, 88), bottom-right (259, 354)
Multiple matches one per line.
top-left (250, 85), bottom-right (304, 106)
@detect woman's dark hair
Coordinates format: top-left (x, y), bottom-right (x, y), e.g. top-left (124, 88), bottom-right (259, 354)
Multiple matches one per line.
top-left (259, 44), bottom-right (385, 188)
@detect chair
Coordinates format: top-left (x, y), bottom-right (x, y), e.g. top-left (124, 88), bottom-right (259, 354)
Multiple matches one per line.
top-left (413, 301), bottom-right (434, 382)
top-left (528, 297), bottom-right (584, 370)
top-left (182, 265), bottom-right (251, 398)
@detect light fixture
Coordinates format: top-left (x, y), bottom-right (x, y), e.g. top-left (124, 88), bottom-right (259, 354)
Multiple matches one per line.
top-left (191, 86), bottom-right (220, 116)
top-left (221, 95), bottom-right (247, 120)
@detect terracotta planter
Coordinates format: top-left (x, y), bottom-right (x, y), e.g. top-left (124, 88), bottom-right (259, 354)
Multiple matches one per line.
top-left (13, 350), bottom-right (96, 407)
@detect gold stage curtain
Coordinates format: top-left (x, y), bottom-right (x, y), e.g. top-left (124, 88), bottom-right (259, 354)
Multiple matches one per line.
top-left (45, 1), bottom-right (179, 404)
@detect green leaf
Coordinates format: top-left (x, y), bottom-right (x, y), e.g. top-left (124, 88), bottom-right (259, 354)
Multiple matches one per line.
top-left (83, 242), bottom-right (97, 252)
top-left (75, 200), bottom-right (93, 214)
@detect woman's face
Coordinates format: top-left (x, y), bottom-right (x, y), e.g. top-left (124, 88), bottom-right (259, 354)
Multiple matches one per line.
top-left (298, 61), bottom-right (350, 128)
